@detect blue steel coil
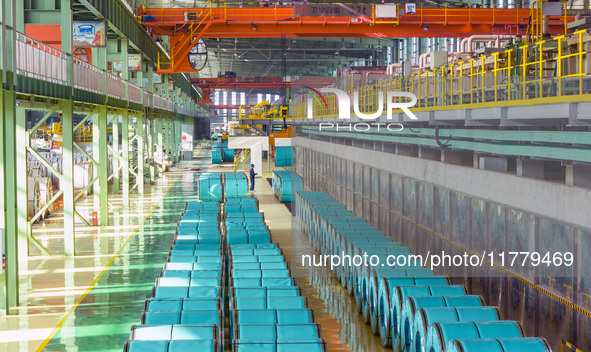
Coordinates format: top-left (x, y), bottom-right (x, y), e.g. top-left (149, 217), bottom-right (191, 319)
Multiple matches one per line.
top-left (232, 339), bottom-right (327, 352)
top-left (130, 324), bottom-right (218, 341)
top-left (124, 339), bottom-right (219, 352)
top-left (426, 321), bottom-right (524, 352)
top-left (368, 275), bottom-right (448, 336)
top-left (274, 146), bottom-right (293, 167)
top-left (224, 173), bottom-right (249, 198)
top-left (448, 338), bottom-right (552, 352)
top-left (389, 285), bottom-right (467, 351)
top-left (412, 307), bottom-right (499, 352)
top-left (272, 170), bottom-right (303, 201)
top-left (211, 148), bottom-right (222, 164)
top-left (232, 323), bottom-right (321, 341)
top-left (400, 295), bottom-right (485, 352)
top-left (199, 173), bottom-right (223, 201)
top-left (145, 298), bottom-right (222, 312)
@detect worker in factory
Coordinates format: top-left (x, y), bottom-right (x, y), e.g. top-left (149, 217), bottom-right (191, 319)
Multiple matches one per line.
top-left (250, 164), bottom-right (257, 191)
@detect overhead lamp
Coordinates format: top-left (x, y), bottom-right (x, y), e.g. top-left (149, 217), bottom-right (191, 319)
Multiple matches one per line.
top-left (252, 24), bottom-right (258, 31)
top-left (423, 25), bottom-right (429, 31)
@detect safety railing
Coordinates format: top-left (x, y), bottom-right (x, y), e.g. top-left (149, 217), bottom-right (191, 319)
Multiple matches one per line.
top-left (154, 94), bottom-right (162, 109)
top-left (106, 73), bottom-right (126, 100)
top-left (128, 83), bottom-right (142, 103)
top-left (292, 29), bottom-right (591, 118)
top-left (73, 58), bottom-right (104, 94)
top-left (15, 33), bottom-right (68, 85)
top-left (14, 31), bottom-right (196, 115)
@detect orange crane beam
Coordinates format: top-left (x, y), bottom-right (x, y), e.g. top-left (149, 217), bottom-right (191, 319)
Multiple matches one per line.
top-left (139, 6), bottom-right (566, 37)
top-left (138, 5), bottom-right (569, 73)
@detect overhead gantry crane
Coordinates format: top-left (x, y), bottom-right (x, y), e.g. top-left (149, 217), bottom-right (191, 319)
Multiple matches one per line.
top-left (138, 3), bottom-right (570, 73)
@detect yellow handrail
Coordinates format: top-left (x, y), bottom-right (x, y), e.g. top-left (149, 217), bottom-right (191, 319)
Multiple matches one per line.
top-left (233, 149), bottom-right (250, 172)
top-left (293, 29), bottom-right (589, 119)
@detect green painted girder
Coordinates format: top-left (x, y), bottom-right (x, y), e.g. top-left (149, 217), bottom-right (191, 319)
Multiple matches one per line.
top-left (76, 0), bottom-right (196, 100)
top-left (77, 0), bottom-right (159, 63)
top-left (304, 127), bottom-right (591, 163)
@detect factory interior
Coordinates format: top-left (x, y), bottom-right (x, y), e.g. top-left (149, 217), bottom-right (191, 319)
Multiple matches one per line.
top-left (0, 0), bottom-right (590, 351)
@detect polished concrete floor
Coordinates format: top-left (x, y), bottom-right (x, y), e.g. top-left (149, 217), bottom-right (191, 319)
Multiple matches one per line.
top-left (0, 148), bottom-right (388, 351)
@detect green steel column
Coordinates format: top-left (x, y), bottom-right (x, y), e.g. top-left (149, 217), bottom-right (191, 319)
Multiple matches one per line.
top-left (16, 109), bottom-right (28, 259)
top-left (93, 113), bottom-right (100, 210)
top-left (2, 0), bottom-right (19, 307)
top-left (136, 112), bottom-right (145, 194)
top-left (173, 118), bottom-right (178, 164)
top-left (178, 120), bottom-right (182, 163)
top-left (0, 1), bottom-right (4, 284)
top-left (91, 43), bottom-right (106, 213)
top-left (148, 66), bottom-right (155, 184)
top-left (121, 110), bottom-right (130, 205)
top-left (115, 38), bottom-right (129, 197)
top-left (62, 0), bottom-right (75, 256)
top-left (136, 67), bottom-right (145, 195)
top-left (62, 99), bottom-right (75, 255)
top-left (165, 116), bottom-right (170, 167)
top-left (112, 112), bottom-right (119, 194)
top-left (3, 91), bottom-right (18, 307)
top-left (156, 114), bottom-right (162, 175)
top-left (98, 107), bottom-right (108, 226)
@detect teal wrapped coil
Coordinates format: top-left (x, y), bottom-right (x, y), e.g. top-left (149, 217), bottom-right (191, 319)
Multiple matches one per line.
top-left (412, 306), bottom-right (500, 352)
top-left (232, 339), bottom-right (327, 352)
top-left (125, 339), bottom-right (219, 352)
top-left (446, 338), bottom-right (551, 352)
top-left (400, 295), bottom-right (485, 352)
top-left (274, 146), bottom-right (293, 167)
top-left (272, 170), bottom-right (303, 202)
top-left (426, 321), bottom-right (524, 352)
top-left (224, 173), bottom-right (248, 198)
top-left (199, 173), bottom-right (223, 202)
top-left (211, 148), bottom-right (223, 164)
top-left (211, 141), bottom-right (234, 163)
top-left (368, 274), bottom-right (448, 336)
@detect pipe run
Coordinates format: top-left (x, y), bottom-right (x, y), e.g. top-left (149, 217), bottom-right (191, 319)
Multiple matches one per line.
top-left (459, 35), bottom-right (512, 53)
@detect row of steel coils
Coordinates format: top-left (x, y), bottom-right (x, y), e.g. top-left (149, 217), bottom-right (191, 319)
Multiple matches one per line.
top-left (225, 197), bottom-right (328, 352)
top-left (124, 201), bottom-right (224, 352)
top-left (199, 173), bottom-right (248, 202)
top-left (212, 142), bottom-right (234, 164)
top-left (295, 191), bottom-right (552, 352)
top-left (271, 170), bottom-right (304, 202)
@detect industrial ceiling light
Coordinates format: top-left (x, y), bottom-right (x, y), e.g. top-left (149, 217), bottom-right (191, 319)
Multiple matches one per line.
top-left (252, 24), bottom-right (258, 31)
top-left (423, 25), bottom-right (429, 31)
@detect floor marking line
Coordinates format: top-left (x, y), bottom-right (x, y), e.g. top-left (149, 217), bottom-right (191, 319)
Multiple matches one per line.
top-left (35, 175), bottom-right (181, 352)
